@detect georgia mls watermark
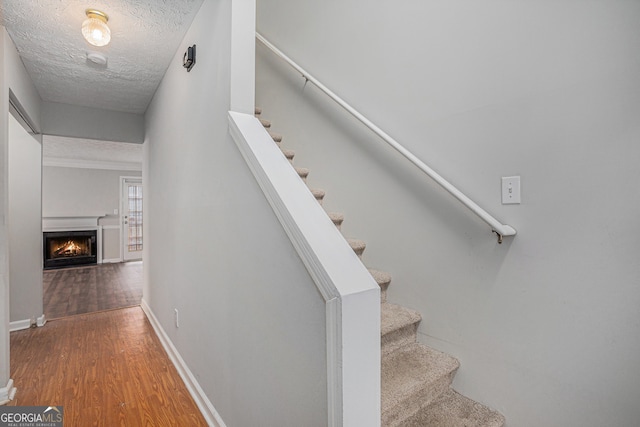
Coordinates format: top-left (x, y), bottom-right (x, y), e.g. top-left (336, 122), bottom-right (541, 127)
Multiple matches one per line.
top-left (0, 406), bottom-right (63, 427)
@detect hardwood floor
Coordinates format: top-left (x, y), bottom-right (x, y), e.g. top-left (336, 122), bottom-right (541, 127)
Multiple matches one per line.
top-left (8, 306), bottom-right (208, 426)
top-left (44, 261), bottom-right (143, 320)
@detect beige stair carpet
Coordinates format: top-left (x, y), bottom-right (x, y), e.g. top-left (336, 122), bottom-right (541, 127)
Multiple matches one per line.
top-left (255, 108), bottom-right (505, 426)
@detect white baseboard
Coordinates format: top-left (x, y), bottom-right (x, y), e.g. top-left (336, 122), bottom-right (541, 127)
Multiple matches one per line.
top-left (9, 319), bottom-right (31, 332)
top-left (0, 379), bottom-right (16, 405)
top-left (10, 314), bottom-right (46, 332)
top-left (140, 299), bottom-right (226, 427)
top-left (101, 258), bottom-right (123, 264)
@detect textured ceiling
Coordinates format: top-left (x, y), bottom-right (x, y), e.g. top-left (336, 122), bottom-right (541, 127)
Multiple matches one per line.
top-left (0, 0), bottom-right (204, 114)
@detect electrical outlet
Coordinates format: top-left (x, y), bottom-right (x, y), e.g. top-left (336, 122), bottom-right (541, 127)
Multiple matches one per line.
top-left (174, 309), bottom-right (179, 328)
top-left (502, 176), bottom-right (521, 204)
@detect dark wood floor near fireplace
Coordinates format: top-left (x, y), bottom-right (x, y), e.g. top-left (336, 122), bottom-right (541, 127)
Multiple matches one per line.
top-left (43, 261), bottom-right (143, 320)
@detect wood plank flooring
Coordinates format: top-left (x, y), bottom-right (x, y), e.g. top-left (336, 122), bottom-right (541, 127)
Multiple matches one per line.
top-left (44, 262), bottom-right (143, 320)
top-left (8, 306), bottom-right (208, 427)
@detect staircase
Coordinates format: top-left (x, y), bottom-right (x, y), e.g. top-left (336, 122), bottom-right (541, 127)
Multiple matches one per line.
top-left (255, 108), bottom-right (505, 427)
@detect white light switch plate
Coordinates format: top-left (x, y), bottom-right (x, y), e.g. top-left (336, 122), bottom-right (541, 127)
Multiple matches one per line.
top-left (502, 176), bottom-right (521, 204)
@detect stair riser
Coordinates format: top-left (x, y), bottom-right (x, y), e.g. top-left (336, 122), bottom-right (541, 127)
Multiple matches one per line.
top-left (269, 133), bottom-right (283, 146)
top-left (382, 370), bottom-right (458, 427)
top-left (380, 286), bottom-right (389, 303)
top-left (382, 324), bottom-right (418, 357)
top-left (281, 150), bottom-right (295, 164)
top-left (347, 239), bottom-right (366, 259)
top-left (405, 389), bottom-right (506, 427)
top-left (328, 214), bottom-right (344, 231)
top-left (296, 171), bottom-right (309, 182)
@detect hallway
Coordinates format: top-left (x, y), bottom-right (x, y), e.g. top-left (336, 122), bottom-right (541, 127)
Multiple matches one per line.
top-left (8, 306), bottom-right (207, 426)
top-left (44, 261), bottom-right (143, 320)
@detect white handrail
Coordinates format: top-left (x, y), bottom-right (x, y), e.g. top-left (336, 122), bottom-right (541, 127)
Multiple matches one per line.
top-left (256, 33), bottom-right (516, 243)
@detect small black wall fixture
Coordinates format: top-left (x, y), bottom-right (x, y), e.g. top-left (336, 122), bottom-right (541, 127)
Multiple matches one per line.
top-left (183, 44), bottom-right (196, 72)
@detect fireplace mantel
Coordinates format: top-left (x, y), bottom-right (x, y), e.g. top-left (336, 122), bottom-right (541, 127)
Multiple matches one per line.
top-left (43, 215), bottom-right (107, 230)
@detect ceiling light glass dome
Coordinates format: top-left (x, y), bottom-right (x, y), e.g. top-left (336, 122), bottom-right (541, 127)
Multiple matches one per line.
top-left (82, 9), bottom-right (111, 47)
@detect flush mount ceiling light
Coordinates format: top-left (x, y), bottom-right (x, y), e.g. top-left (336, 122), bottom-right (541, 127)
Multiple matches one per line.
top-left (82, 9), bottom-right (111, 47)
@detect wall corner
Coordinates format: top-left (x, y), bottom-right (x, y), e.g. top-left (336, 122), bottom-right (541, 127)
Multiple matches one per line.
top-left (230, 0), bottom-right (256, 114)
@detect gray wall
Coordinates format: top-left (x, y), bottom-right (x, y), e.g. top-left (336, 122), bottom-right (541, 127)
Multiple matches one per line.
top-left (256, 1), bottom-right (640, 426)
top-left (1, 25), bottom-right (42, 397)
top-left (42, 167), bottom-right (139, 217)
top-left (42, 166), bottom-right (141, 261)
top-left (41, 101), bottom-right (144, 143)
top-left (144, 1), bottom-right (328, 425)
top-left (8, 114), bottom-right (43, 323)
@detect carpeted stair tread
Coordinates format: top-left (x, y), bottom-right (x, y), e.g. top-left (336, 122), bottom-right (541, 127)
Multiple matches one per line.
top-left (369, 269), bottom-right (392, 302)
top-left (382, 343), bottom-right (460, 426)
top-left (295, 167), bottom-right (309, 181)
top-left (347, 238), bottom-right (366, 257)
top-left (282, 149), bottom-right (295, 162)
top-left (311, 188), bottom-right (325, 203)
top-left (260, 118), bottom-right (271, 128)
top-left (269, 131), bottom-right (283, 143)
top-left (254, 107), bottom-right (262, 115)
top-left (328, 212), bottom-right (344, 229)
top-left (398, 389), bottom-right (505, 427)
top-left (381, 303), bottom-right (421, 336)
top-left (381, 303), bottom-right (422, 356)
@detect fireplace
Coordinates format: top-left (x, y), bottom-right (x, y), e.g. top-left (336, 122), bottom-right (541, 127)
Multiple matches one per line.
top-left (43, 230), bottom-right (98, 269)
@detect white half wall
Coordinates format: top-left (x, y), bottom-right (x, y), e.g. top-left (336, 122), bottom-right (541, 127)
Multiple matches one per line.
top-left (256, 1), bottom-right (640, 426)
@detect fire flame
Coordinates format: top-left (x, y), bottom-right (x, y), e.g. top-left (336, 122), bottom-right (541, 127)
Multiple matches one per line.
top-left (53, 240), bottom-right (87, 257)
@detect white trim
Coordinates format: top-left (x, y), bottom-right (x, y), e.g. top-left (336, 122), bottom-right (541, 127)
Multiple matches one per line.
top-left (229, 111), bottom-right (380, 427)
top-left (325, 298), bottom-right (342, 426)
top-left (140, 299), bottom-right (226, 427)
top-left (121, 176), bottom-right (143, 262)
top-left (101, 225), bottom-right (120, 230)
top-left (9, 319), bottom-right (31, 332)
top-left (43, 216), bottom-right (104, 228)
top-left (43, 156), bottom-right (142, 172)
top-left (0, 379), bottom-right (17, 406)
top-left (101, 225), bottom-right (123, 263)
top-left (9, 314), bottom-right (46, 332)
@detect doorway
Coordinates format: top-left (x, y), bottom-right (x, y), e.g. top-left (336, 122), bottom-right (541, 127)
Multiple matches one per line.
top-left (121, 177), bottom-right (143, 261)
